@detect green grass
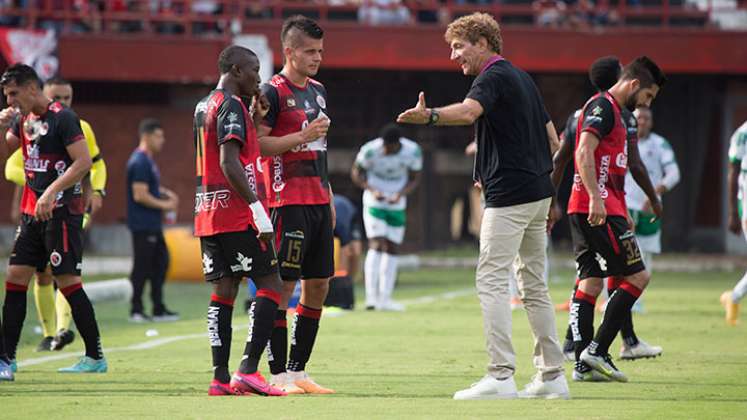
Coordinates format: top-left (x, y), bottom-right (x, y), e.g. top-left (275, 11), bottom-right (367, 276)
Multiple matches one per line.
top-left (0, 267), bottom-right (746, 419)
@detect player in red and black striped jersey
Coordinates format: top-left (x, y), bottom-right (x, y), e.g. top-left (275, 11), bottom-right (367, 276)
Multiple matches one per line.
top-left (256, 15), bottom-right (335, 395)
top-left (551, 56), bottom-right (664, 381)
top-left (566, 56), bottom-right (667, 382)
top-left (0, 64), bottom-right (106, 375)
top-left (193, 45), bottom-right (286, 396)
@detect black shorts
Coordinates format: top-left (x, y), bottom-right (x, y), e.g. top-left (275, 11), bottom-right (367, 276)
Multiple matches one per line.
top-left (569, 214), bottom-right (646, 280)
top-left (9, 212), bottom-right (84, 276)
top-left (272, 204), bottom-right (334, 281)
top-left (199, 226), bottom-right (279, 282)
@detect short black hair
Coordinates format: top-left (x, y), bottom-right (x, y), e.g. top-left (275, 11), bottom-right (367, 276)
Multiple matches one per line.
top-left (217, 45), bottom-right (257, 74)
top-left (621, 56), bottom-right (667, 89)
top-left (44, 77), bottom-right (71, 87)
top-left (380, 123), bottom-right (401, 144)
top-left (139, 118), bottom-right (162, 137)
top-left (588, 56), bottom-right (621, 92)
top-left (281, 15), bottom-right (324, 47)
top-left (0, 63), bottom-right (42, 88)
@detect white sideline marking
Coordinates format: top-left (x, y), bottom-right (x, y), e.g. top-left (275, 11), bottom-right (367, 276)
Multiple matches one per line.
top-left (18, 288), bottom-right (475, 368)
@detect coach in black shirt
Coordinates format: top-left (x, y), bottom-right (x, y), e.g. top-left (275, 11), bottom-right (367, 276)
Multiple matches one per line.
top-left (398, 12), bottom-right (567, 400)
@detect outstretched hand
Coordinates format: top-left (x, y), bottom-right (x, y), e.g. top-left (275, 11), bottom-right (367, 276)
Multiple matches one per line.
top-left (397, 92), bottom-right (429, 125)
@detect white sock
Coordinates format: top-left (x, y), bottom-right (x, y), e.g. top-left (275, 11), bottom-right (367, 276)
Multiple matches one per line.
top-left (379, 253), bottom-right (399, 305)
top-left (733, 271), bottom-right (747, 303)
top-left (364, 249), bottom-right (382, 307)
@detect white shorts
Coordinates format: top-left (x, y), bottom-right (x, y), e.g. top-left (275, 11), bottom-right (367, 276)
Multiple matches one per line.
top-left (363, 205), bottom-right (406, 245)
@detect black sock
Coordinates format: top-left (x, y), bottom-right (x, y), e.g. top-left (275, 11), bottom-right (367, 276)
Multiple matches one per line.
top-left (564, 278), bottom-right (580, 343)
top-left (268, 309), bottom-right (288, 375)
top-left (287, 304), bottom-right (321, 372)
top-left (208, 294), bottom-right (234, 383)
top-left (62, 284), bottom-right (103, 360)
top-left (571, 289), bottom-right (596, 367)
top-left (2, 284), bottom-right (28, 361)
top-left (239, 289), bottom-right (280, 375)
top-left (607, 277), bottom-right (639, 347)
top-left (591, 283), bottom-right (642, 356)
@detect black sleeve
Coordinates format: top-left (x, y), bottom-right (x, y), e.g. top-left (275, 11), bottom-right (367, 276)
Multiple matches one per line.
top-left (217, 97), bottom-right (248, 146)
top-left (260, 83), bottom-right (280, 128)
top-left (57, 109), bottom-right (85, 147)
top-left (579, 97), bottom-right (615, 141)
top-left (466, 69), bottom-right (500, 111)
top-left (622, 110), bottom-right (638, 144)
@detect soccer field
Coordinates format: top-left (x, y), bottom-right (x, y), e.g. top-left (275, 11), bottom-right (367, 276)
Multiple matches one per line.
top-left (1, 267), bottom-right (746, 419)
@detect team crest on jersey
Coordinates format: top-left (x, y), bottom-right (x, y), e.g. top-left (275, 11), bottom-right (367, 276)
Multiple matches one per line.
top-left (24, 118), bottom-right (49, 142)
top-left (316, 95), bottom-right (326, 109)
top-left (286, 98), bottom-right (296, 108)
top-left (50, 251), bottom-right (62, 267)
top-left (592, 106), bottom-right (603, 116)
top-left (616, 152), bottom-right (627, 168)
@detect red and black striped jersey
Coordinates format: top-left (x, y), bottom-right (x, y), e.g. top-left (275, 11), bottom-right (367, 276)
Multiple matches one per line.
top-left (193, 90), bottom-right (266, 236)
top-left (259, 74), bottom-right (330, 208)
top-left (568, 91), bottom-right (629, 217)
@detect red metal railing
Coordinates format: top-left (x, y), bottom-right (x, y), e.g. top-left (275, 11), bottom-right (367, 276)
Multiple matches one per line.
top-left (0, 0), bottom-right (733, 37)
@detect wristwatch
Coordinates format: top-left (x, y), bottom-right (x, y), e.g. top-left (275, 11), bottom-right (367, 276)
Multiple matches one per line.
top-left (427, 108), bottom-right (440, 126)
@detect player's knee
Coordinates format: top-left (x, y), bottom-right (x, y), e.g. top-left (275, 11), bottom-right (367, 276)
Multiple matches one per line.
top-left (386, 241), bottom-right (399, 255)
top-left (54, 275), bottom-right (82, 290)
top-left (578, 278), bottom-right (603, 297)
top-left (304, 279), bottom-right (329, 300)
top-left (212, 277), bottom-right (240, 300)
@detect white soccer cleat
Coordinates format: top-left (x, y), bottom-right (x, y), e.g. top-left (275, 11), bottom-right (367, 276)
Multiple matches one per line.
top-left (619, 340), bottom-right (662, 360)
top-left (580, 349), bottom-right (628, 383)
top-left (572, 368), bottom-right (611, 382)
top-left (269, 372), bottom-right (306, 395)
top-left (518, 374), bottom-right (571, 399)
top-left (453, 375), bottom-right (518, 400)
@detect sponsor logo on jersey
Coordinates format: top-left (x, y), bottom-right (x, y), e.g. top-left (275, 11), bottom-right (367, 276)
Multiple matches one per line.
top-left (316, 94), bottom-right (326, 109)
top-left (286, 98), bottom-right (296, 108)
top-left (24, 118), bottom-right (49, 141)
top-left (244, 163), bottom-right (257, 194)
top-left (50, 251), bottom-right (62, 267)
top-left (272, 156), bottom-right (285, 192)
top-left (616, 152), bottom-right (627, 169)
top-left (597, 155), bottom-right (610, 199)
top-left (195, 189), bottom-right (231, 212)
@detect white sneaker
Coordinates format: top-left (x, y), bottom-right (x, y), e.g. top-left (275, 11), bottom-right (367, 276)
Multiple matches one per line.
top-left (377, 300), bottom-right (405, 312)
top-left (518, 374), bottom-right (571, 399)
top-left (269, 372), bottom-right (305, 394)
top-left (453, 375), bottom-right (518, 400)
top-left (620, 340), bottom-right (662, 360)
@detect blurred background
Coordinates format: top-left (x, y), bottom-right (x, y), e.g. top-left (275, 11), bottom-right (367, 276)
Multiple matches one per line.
top-left (0, 0), bottom-right (745, 258)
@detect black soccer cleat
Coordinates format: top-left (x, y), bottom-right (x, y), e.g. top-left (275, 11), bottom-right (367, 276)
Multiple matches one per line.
top-left (51, 329), bottom-right (76, 351)
top-left (35, 336), bottom-right (54, 352)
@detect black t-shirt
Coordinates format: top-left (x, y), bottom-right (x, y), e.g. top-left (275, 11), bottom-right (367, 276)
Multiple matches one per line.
top-left (466, 59), bottom-right (554, 208)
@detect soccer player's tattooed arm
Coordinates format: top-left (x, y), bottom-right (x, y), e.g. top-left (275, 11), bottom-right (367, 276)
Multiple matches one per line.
top-left (397, 92), bottom-right (483, 126)
top-left (576, 132), bottom-right (606, 226)
top-left (728, 159), bottom-right (742, 235)
top-left (628, 140), bottom-right (662, 221)
top-left (35, 140), bottom-right (92, 221)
